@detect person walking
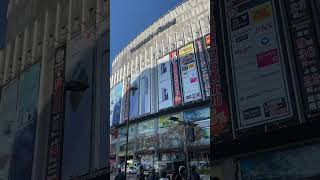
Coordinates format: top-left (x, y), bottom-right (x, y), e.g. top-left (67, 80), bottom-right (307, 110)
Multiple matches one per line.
top-left (159, 170), bottom-right (169, 180)
top-left (115, 168), bottom-right (125, 180)
top-left (178, 166), bottom-right (188, 180)
top-left (171, 166), bottom-right (182, 180)
top-left (190, 166), bottom-right (200, 180)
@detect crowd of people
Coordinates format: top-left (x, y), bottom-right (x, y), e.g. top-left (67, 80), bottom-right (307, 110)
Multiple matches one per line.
top-left (114, 165), bottom-right (216, 180)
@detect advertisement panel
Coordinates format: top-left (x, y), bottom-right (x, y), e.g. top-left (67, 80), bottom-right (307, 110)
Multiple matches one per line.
top-left (0, 79), bottom-right (19, 180)
top-left (158, 55), bottom-right (174, 110)
top-left (119, 125), bottom-right (135, 142)
top-left (158, 114), bottom-right (181, 133)
top-left (194, 39), bottom-right (211, 99)
top-left (0, 0), bottom-right (8, 48)
top-left (111, 82), bottom-right (123, 126)
top-left (10, 63), bottom-right (40, 180)
top-left (122, 77), bottom-right (130, 123)
top-left (225, 0), bottom-right (292, 128)
top-left (240, 144), bottom-right (320, 179)
top-left (137, 120), bottom-right (154, 135)
top-left (129, 74), bottom-right (140, 119)
top-left (285, 0), bottom-right (320, 117)
top-left (46, 42), bottom-right (66, 180)
top-left (179, 43), bottom-right (202, 103)
top-left (61, 37), bottom-right (94, 179)
top-left (170, 51), bottom-right (183, 106)
top-left (139, 69), bottom-right (151, 115)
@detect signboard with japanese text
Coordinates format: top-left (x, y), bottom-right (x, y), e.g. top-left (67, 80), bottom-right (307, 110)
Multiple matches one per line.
top-left (170, 51), bottom-right (183, 106)
top-left (285, 0), bottom-right (320, 117)
top-left (179, 43), bottom-right (202, 103)
top-left (225, 0), bottom-right (293, 128)
top-left (158, 55), bottom-right (174, 110)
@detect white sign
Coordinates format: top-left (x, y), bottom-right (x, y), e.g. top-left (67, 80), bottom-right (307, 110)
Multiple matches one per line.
top-left (226, 0), bottom-right (292, 127)
top-left (157, 55), bottom-right (174, 110)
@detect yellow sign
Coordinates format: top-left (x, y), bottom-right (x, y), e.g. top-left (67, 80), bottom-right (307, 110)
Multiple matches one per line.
top-left (179, 43), bottom-right (194, 56)
top-left (251, 3), bottom-right (272, 22)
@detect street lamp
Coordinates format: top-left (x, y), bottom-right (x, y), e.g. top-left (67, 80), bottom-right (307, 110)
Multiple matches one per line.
top-left (169, 117), bottom-right (198, 179)
top-left (124, 76), bottom-right (138, 179)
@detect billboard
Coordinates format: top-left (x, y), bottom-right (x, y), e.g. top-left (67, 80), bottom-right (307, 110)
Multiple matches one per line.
top-left (240, 144), bottom-right (320, 179)
top-left (158, 55), bottom-right (174, 110)
top-left (194, 39), bottom-right (211, 99)
top-left (137, 120), bottom-right (154, 135)
top-left (139, 69), bottom-right (151, 115)
top-left (61, 37), bottom-right (94, 179)
top-left (46, 42), bottom-right (66, 180)
top-left (129, 74), bottom-right (140, 119)
top-left (110, 82), bottom-right (123, 126)
top-left (285, 0), bottom-right (320, 117)
top-left (179, 43), bottom-right (202, 103)
top-left (0, 79), bottom-right (19, 180)
top-left (0, 0), bottom-right (8, 48)
top-left (122, 77), bottom-right (130, 123)
top-left (10, 63), bottom-right (40, 180)
top-left (170, 51), bottom-right (183, 106)
top-left (225, 0), bottom-right (292, 128)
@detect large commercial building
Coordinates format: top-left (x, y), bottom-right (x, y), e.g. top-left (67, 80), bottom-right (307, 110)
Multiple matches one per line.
top-left (0, 0), bottom-right (109, 180)
top-left (110, 0), bottom-right (211, 172)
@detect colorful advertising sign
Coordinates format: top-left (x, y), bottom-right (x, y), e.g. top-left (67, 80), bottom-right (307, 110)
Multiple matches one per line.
top-left (179, 43), bottom-right (202, 103)
top-left (183, 107), bottom-right (210, 122)
top-left (285, 0), bottom-right (320, 117)
top-left (240, 144), bottom-right (320, 179)
top-left (111, 82), bottom-right (123, 126)
top-left (139, 69), bottom-right (151, 115)
top-left (62, 37), bottom-right (94, 179)
top-left (158, 55), bottom-right (174, 110)
top-left (0, 0), bottom-right (8, 48)
top-left (122, 77), bottom-right (131, 123)
top-left (170, 51), bottom-right (183, 106)
top-left (10, 63), bottom-right (40, 180)
top-left (225, 0), bottom-right (292, 128)
top-left (129, 74), bottom-right (140, 119)
top-left (194, 39), bottom-right (211, 99)
top-left (138, 120), bottom-right (154, 135)
top-left (158, 114), bottom-right (181, 133)
top-left (46, 42), bottom-right (66, 180)
top-left (0, 79), bottom-right (19, 180)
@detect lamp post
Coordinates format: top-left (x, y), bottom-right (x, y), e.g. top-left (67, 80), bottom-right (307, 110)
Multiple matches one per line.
top-left (169, 117), bottom-right (198, 179)
top-left (124, 76), bottom-right (137, 179)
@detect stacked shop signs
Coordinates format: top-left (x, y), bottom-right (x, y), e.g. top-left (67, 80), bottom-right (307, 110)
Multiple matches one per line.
top-left (170, 51), bottom-right (183, 106)
top-left (129, 74), bottom-right (140, 119)
top-left (158, 55), bottom-right (174, 110)
top-left (61, 36), bottom-right (94, 179)
top-left (285, 0), bottom-right (320, 117)
top-left (224, 0), bottom-right (293, 128)
top-left (0, 79), bottom-right (19, 180)
top-left (10, 63), bottom-right (41, 180)
top-left (139, 68), bottom-right (151, 115)
top-left (110, 82), bottom-right (123, 126)
top-left (46, 43), bottom-right (66, 180)
top-left (179, 43), bottom-right (202, 103)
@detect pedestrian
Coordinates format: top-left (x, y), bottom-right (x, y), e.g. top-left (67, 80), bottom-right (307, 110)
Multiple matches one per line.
top-left (148, 168), bottom-right (159, 180)
top-left (139, 167), bottom-right (146, 180)
top-left (171, 166), bottom-right (182, 180)
top-left (159, 170), bottom-right (169, 180)
top-left (178, 166), bottom-right (187, 180)
top-left (115, 168), bottom-right (125, 180)
top-left (190, 166), bottom-right (200, 180)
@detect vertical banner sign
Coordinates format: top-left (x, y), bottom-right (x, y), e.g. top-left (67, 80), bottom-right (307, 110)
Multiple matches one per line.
top-left (10, 63), bottom-right (40, 180)
top-left (129, 74), bottom-right (140, 119)
top-left (170, 51), bottom-right (183, 106)
top-left (111, 82), bottom-right (123, 126)
top-left (139, 69), bottom-right (151, 115)
top-left (225, 0), bottom-right (292, 128)
top-left (194, 39), bottom-right (211, 99)
top-left (158, 55), bottom-right (174, 110)
top-left (205, 33), bottom-right (231, 137)
top-left (0, 79), bottom-right (19, 180)
top-left (122, 77), bottom-right (130, 123)
top-left (46, 43), bottom-right (66, 180)
top-left (110, 87), bottom-right (115, 126)
top-left (179, 43), bottom-right (202, 103)
top-left (286, 0), bottom-right (320, 117)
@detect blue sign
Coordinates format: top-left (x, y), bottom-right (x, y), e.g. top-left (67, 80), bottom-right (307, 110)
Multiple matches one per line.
top-left (0, 0), bottom-right (9, 48)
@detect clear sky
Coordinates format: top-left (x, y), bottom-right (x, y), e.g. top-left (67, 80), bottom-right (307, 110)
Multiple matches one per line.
top-left (110, 0), bottom-right (183, 70)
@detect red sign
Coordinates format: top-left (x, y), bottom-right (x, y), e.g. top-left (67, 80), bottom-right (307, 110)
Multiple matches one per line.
top-left (170, 51), bottom-right (182, 106)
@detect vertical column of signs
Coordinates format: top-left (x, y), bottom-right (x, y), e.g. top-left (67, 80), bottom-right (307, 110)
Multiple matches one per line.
top-left (170, 51), bottom-right (183, 106)
top-left (285, 0), bottom-right (320, 118)
top-left (110, 82), bottom-right (123, 126)
top-left (0, 79), bottom-right (19, 180)
top-left (10, 63), bottom-right (41, 180)
top-left (179, 43), bottom-right (202, 103)
top-left (158, 54), bottom-right (174, 110)
top-left (129, 74), bottom-right (140, 119)
top-left (61, 36), bottom-right (94, 179)
top-left (139, 67), bottom-right (151, 115)
top-left (224, 0), bottom-right (293, 128)
top-left (46, 43), bottom-right (66, 180)
top-left (122, 77), bottom-right (130, 123)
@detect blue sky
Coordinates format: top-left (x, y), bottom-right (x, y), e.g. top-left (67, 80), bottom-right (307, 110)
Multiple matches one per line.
top-left (110, 0), bottom-right (183, 69)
